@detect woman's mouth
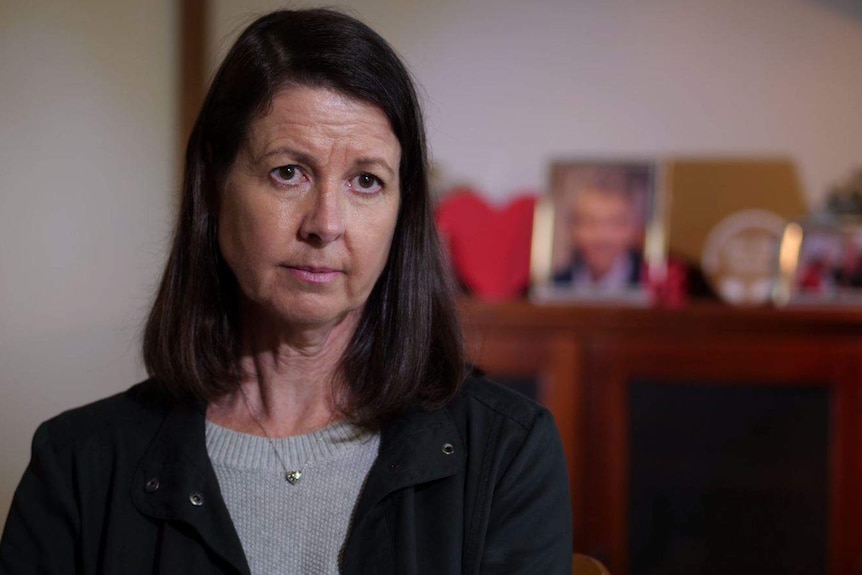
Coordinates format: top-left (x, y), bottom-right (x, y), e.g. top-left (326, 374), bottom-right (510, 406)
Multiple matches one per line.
top-left (284, 265), bottom-right (342, 284)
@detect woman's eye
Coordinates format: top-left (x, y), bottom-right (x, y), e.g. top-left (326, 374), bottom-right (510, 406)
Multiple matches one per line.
top-left (350, 173), bottom-right (383, 193)
top-left (270, 165), bottom-right (303, 186)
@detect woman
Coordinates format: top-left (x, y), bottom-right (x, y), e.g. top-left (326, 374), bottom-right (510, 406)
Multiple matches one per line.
top-left (0, 9), bottom-right (572, 574)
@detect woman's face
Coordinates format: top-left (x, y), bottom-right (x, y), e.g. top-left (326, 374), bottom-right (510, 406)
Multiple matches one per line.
top-left (219, 85), bottom-right (401, 331)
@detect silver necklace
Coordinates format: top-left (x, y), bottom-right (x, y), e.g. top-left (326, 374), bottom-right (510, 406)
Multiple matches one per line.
top-left (238, 386), bottom-right (304, 485)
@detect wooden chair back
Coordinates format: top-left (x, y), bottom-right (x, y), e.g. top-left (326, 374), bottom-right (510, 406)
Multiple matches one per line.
top-left (572, 553), bottom-right (610, 575)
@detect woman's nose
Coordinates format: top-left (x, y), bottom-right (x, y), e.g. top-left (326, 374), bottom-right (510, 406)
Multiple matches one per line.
top-left (298, 181), bottom-right (345, 245)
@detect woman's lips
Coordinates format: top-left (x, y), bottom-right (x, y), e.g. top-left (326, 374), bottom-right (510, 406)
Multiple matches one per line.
top-left (284, 265), bottom-right (342, 284)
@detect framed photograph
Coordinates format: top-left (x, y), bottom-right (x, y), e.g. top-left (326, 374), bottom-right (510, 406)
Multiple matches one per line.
top-left (773, 216), bottom-right (862, 306)
top-left (531, 160), bottom-right (665, 303)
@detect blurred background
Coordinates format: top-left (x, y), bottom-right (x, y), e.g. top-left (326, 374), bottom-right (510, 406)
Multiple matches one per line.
top-left (2, 0), bottom-right (862, 572)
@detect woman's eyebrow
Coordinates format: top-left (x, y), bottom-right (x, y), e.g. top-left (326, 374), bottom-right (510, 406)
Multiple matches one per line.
top-left (260, 146), bottom-right (315, 166)
top-left (355, 157), bottom-right (395, 178)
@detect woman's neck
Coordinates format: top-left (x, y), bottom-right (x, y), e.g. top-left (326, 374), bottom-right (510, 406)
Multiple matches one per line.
top-left (206, 308), bottom-right (360, 438)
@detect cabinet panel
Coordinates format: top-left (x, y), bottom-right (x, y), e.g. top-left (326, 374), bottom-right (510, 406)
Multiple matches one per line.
top-left (589, 339), bottom-right (862, 575)
top-left (628, 382), bottom-right (829, 575)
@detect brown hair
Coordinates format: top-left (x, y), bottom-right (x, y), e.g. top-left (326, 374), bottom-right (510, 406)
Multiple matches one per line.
top-left (143, 9), bottom-right (466, 429)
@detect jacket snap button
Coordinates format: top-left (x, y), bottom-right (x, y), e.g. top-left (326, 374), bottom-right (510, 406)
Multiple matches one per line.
top-left (188, 491), bottom-right (204, 506)
top-left (144, 478), bottom-right (160, 493)
top-left (442, 443), bottom-right (455, 455)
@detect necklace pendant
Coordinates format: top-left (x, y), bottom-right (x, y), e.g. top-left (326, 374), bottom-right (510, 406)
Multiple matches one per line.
top-left (285, 470), bottom-right (302, 485)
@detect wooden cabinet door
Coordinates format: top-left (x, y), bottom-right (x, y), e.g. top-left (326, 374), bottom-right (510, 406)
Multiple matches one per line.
top-left (587, 337), bottom-right (862, 575)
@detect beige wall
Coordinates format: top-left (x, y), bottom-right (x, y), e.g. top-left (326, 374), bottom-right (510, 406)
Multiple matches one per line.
top-left (212, 0), bottom-right (862, 207)
top-left (0, 0), bottom-right (176, 522)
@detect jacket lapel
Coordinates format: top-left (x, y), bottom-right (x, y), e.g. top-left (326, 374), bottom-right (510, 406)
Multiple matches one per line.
top-left (350, 406), bottom-right (466, 527)
top-left (130, 402), bottom-right (251, 575)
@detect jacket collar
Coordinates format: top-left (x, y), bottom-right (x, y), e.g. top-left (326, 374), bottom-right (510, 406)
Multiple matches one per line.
top-left (131, 401), bottom-right (252, 575)
top-left (130, 396), bottom-right (465, 573)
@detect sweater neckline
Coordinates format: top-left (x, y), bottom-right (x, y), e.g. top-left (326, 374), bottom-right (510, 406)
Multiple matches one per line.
top-left (205, 418), bottom-right (377, 471)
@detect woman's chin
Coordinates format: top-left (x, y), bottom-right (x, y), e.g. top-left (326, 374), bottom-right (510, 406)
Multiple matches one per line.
top-left (265, 300), bottom-right (363, 334)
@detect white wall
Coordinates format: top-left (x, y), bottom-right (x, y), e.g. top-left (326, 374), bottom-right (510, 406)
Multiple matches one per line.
top-left (212, 0), bottom-right (862, 208)
top-left (0, 0), bottom-right (176, 522)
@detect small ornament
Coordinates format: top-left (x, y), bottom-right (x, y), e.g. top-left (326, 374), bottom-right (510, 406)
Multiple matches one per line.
top-left (701, 209), bottom-right (786, 306)
top-left (285, 470), bottom-right (302, 485)
top-left (826, 168), bottom-right (862, 217)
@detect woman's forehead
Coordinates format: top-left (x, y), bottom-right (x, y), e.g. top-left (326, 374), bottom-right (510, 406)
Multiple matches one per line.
top-left (243, 86), bottom-right (400, 162)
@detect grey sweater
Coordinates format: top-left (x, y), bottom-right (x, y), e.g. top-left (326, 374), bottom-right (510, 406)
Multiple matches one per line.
top-left (205, 419), bottom-right (380, 574)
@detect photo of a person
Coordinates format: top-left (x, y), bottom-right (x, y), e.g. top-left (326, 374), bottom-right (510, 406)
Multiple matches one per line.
top-left (550, 163), bottom-right (652, 295)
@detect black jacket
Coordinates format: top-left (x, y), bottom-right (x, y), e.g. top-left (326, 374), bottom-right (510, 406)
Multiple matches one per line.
top-left (0, 376), bottom-right (573, 574)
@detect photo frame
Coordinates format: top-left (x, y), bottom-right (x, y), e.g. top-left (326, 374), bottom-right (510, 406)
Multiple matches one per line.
top-left (531, 160), bottom-right (666, 303)
top-left (773, 216), bottom-right (862, 306)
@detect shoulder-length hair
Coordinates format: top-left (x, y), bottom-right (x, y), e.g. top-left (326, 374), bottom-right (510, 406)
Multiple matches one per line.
top-left (143, 8), bottom-right (465, 429)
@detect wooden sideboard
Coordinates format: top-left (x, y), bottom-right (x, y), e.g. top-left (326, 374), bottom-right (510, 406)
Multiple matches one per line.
top-left (459, 299), bottom-right (862, 575)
